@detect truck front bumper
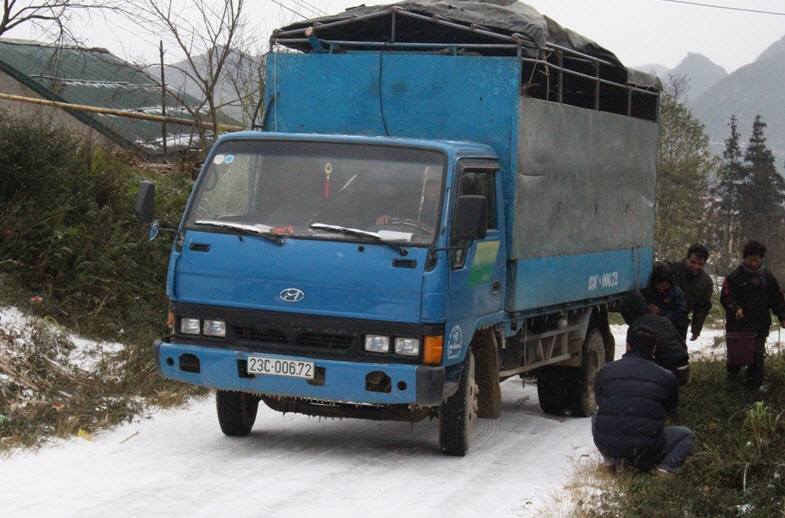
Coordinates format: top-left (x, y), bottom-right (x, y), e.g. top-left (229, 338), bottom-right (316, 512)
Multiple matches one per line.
top-left (153, 341), bottom-right (446, 406)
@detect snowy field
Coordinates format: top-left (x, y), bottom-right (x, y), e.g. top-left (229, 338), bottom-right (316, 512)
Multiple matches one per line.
top-left (2, 307), bottom-right (783, 518)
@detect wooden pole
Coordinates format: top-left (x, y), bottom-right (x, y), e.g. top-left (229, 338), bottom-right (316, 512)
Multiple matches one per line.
top-left (159, 40), bottom-right (168, 155)
top-left (0, 92), bottom-right (245, 131)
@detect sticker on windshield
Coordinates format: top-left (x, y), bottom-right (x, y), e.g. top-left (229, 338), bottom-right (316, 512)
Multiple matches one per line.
top-left (213, 154), bottom-right (225, 165)
top-left (224, 154), bottom-right (235, 165)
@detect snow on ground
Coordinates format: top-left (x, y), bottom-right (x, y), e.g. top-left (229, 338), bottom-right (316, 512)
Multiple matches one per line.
top-left (3, 316), bottom-right (783, 518)
top-left (0, 306), bottom-right (125, 372)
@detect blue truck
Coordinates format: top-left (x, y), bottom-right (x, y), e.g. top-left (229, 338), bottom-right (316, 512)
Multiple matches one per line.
top-left (137, 3), bottom-right (660, 455)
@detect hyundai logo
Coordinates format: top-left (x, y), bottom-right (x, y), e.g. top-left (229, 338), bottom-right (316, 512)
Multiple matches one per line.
top-left (279, 288), bottom-right (305, 303)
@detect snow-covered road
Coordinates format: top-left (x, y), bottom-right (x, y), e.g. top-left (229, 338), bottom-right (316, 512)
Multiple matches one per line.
top-left (2, 379), bottom-right (593, 518)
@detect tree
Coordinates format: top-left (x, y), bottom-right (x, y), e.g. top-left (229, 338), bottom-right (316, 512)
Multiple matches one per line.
top-left (708, 115), bottom-right (746, 272)
top-left (738, 116), bottom-right (785, 275)
top-left (654, 76), bottom-right (713, 260)
top-left (0, 1), bottom-right (121, 42)
top-left (126, 0), bottom-right (262, 156)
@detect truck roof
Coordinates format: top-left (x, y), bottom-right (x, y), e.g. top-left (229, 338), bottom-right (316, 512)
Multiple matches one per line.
top-left (218, 131), bottom-right (499, 160)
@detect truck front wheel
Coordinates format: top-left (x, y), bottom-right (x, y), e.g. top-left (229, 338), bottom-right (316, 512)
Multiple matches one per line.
top-left (439, 351), bottom-right (478, 456)
top-left (216, 390), bottom-right (260, 436)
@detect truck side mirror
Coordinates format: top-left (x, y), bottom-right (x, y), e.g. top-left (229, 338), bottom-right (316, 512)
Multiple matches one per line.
top-left (453, 195), bottom-right (487, 241)
top-left (135, 181), bottom-right (156, 225)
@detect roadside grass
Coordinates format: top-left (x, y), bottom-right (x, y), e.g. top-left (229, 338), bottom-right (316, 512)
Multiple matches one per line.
top-left (576, 349), bottom-right (785, 517)
top-left (0, 113), bottom-right (204, 450)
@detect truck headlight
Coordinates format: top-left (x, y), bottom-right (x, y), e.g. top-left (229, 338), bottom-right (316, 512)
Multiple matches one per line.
top-left (395, 337), bottom-right (420, 356)
top-left (180, 318), bottom-right (201, 335)
top-left (364, 335), bottom-right (390, 353)
top-left (203, 319), bottom-right (226, 337)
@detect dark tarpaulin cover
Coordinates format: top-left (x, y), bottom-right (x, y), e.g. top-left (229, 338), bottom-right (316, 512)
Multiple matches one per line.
top-left (276, 0), bottom-right (660, 90)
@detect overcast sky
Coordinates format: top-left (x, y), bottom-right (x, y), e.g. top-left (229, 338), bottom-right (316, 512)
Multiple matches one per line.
top-left (7, 0), bottom-right (785, 72)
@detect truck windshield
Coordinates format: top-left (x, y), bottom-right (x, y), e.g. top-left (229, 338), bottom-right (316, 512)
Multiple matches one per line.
top-left (185, 140), bottom-right (445, 246)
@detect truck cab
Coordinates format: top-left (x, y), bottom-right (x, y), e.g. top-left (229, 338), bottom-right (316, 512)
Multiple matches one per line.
top-left (151, 133), bottom-right (506, 454)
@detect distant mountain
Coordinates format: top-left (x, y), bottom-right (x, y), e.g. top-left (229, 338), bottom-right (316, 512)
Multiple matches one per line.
top-left (690, 48), bottom-right (785, 167)
top-left (756, 34), bottom-right (785, 62)
top-left (670, 53), bottom-right (727, 100)
top-left (634, 53), bottom-right (726, 101)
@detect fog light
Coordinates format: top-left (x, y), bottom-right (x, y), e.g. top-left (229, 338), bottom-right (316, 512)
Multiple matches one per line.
top-left (180, 318), bottom-right (200, 335)
top-left (394, 337), bottom-right (420, 356)
top-left (364, 335), bottom-right (390, 353)
top-left (203, 319), bottom-right (226, 337)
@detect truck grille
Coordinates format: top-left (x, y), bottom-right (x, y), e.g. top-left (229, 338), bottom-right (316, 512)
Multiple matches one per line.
top-left (233, 326), bottom-right (287, 344)
top-left (232, 326), bottom-right (354, 350)
top-left (296, 332), bottom-right (354, 349)
top-left (171, 303), bottom-right (441, 364)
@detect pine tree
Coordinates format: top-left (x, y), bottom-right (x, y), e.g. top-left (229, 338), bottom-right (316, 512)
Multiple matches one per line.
top-left (739, 116), bottom-right (785, 246)
top-left (709, 116), bottom-right (746, 271)
top-left (732, 116), bottom-right (785, 278)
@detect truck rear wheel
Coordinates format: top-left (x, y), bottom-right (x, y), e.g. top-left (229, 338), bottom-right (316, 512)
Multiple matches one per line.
top-left (216, 390), bottom-right (260, 436)
top-left (570, 329), bottom-right (605, 417)
top-left (536, 366), bottom-right (572, 415)
top-left (439, 351), bottom-right (478, 456)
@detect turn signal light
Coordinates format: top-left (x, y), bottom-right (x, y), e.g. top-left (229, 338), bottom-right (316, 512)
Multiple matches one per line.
top-left (423, 335), bottom-right (444, 365)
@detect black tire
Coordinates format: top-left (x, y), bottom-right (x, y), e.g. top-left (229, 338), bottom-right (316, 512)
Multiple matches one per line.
top-left (570, 329), bottom-right (606, 417)
top-left (216, 390), bottom-right (260, 436)
top-left (536, 366), bottom-right (572, 415)
top-left (439, 351), bottom-right (478, 456)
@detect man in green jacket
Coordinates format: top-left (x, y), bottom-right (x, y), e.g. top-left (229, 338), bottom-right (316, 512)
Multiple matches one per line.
top-left (670, 244), bottom-right (714, 341)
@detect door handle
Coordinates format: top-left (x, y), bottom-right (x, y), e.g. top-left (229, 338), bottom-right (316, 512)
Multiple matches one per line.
top-left (492, 281), bottom-right (501, 295)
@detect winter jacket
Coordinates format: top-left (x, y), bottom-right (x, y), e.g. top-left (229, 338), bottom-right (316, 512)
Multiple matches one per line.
top-left (631, 313), bottom-right (689, 374)
top-left (592, 351), bottom-right (679, 470)
top-left (721, 265), bottom-right (785, 337)
top-left (669, 260), bottom-right (714, 336)
top-left (643, 284), bottom-right (687, 329)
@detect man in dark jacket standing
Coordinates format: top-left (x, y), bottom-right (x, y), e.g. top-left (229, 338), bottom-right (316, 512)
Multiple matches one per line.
top-left (721, 241), bottom-right (785, 391)
top-left (620, 292), bottom-right (690, 384)
top-left (644, 262), bottom-right (687, 330)
top-left (592, 325), bottom-right (694, 473)
top-left (670, 244), bottom-right (714, 341)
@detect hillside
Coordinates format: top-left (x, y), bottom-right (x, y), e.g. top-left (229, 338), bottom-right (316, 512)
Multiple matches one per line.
top-left (690, 49), bottom-right (785, 165)
top-left (670, 53), bottom-right (727, 100)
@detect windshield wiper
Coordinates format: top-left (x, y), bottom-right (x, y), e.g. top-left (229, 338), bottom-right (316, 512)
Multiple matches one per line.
top-left (195, 220), bottom-right (285, 246)
top-left (309, 223), bottom-right (408, 256)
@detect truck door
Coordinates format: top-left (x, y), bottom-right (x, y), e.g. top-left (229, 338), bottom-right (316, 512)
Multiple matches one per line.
top-left (444, 160), bottom-right (505, 362)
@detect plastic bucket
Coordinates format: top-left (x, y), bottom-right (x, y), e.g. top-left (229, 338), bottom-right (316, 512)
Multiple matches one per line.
top-left (726, 332), bottom-right (757, 367)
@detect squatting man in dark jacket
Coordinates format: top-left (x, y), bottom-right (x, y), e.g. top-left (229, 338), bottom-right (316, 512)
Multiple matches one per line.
top-left (592, 325), bottom-right (695, 474)
top-left (669, 244), bottom-right (714, 341)
top-left (721, 241), bottom-right (785, 392)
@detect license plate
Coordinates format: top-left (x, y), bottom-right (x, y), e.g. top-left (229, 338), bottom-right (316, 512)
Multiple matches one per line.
top-left (246, 357), bottom-right (314, 379)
